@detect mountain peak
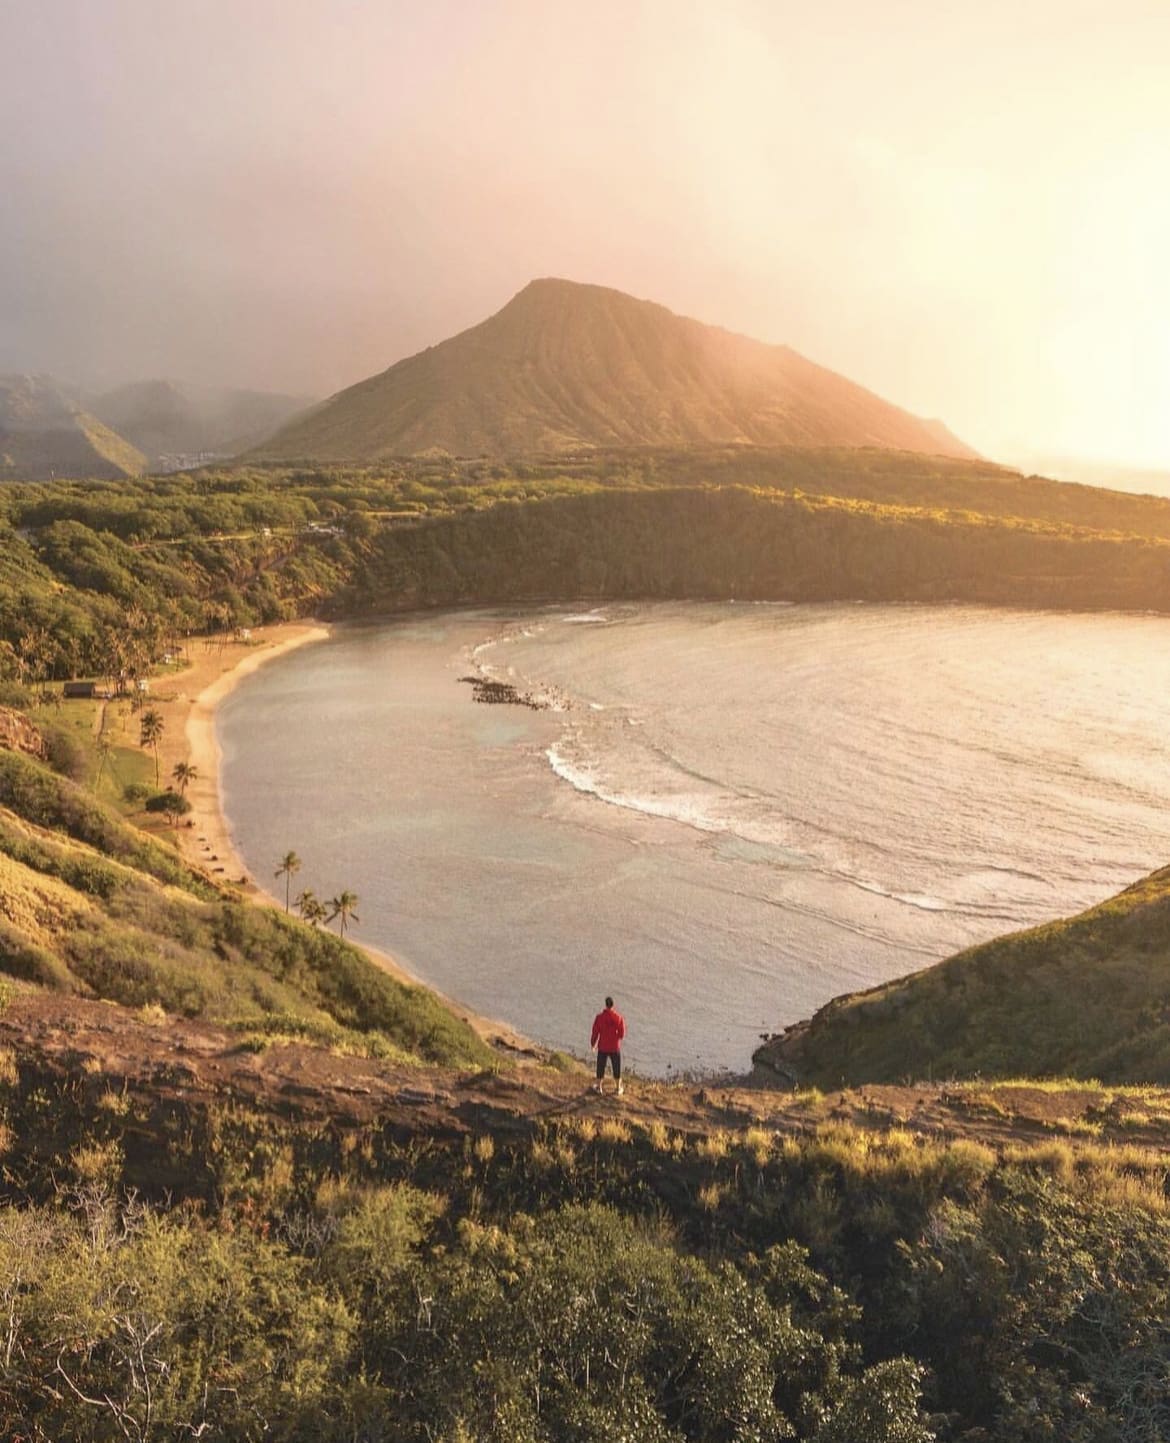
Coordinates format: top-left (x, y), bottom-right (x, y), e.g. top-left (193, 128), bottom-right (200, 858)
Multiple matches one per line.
top-left (257, 282), bottom-right (977, 462)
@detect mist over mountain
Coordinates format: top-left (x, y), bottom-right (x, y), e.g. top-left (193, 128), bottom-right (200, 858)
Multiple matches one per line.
top-left (256, 279), bottom-right (978, 463)
top-left (0, 374), bottom-right (146, 481)
top-left (89, 380), bottom-right (314, 466)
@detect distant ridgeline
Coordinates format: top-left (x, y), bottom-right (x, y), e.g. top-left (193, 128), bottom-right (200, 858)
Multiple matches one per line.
top-left (3, 446), bottom-right (1170, 679)
top-left (0, 373), bottom-right (312, 480)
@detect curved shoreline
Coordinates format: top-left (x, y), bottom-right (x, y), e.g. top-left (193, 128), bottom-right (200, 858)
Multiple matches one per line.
top-left (161, 622), bottom-right (542, 1054)
top-left (170, 623), bottom-right (330, 895)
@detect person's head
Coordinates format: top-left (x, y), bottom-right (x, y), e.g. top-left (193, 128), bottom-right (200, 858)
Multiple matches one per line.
top-left (605, 996), bottom-right (614, 1009)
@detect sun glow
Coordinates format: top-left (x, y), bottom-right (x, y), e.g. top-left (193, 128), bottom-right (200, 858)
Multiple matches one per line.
top-left (1, 0), bottom-right (1168, 472)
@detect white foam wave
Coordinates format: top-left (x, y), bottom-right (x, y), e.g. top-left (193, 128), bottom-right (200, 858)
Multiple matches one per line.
top-left (545, 745), bottom-right (724, 834)
top-left (852, 878), bottom-right (949, 911)
top-left (547, 739), bottom-right (963, 916)
top-left (531, 692), bottom-right (570, 713)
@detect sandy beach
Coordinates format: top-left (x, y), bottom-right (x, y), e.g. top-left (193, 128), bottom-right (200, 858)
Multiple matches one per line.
top-left (157, 622), bottom-right (329, 891)
top-left (153, 623), bottom-right (544, 1054)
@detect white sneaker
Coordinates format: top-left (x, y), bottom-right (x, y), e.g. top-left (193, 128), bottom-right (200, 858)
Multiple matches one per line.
top-left (616, 1082), bottom-right (624, 1096)
top-left (593, 1082), bottom-right (604, 1093)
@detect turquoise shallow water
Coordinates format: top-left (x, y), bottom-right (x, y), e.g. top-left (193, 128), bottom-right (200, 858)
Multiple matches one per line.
top-left (218, 602), bottom-right (1170, 1074)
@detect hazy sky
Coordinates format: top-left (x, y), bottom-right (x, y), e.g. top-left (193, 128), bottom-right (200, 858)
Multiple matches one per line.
top-left (2, 0), bottom-right (1168, 468)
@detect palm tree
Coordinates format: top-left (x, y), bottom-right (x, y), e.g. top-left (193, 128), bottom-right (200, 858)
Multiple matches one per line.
top-left (94, 735), bottom-right (112, 795)
top-left (138, 709), bottom-right (164, 787)
top-left (295, 888), bottom-right (327, 928)
top-left (171, 760), bottom-right (198, 796)
top-left (275, 851), bottom-right (302, 913)
top-left (328, 890), bottom-right (360, 937)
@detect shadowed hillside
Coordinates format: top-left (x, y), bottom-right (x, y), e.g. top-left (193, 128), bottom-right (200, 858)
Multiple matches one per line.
top-left (256, 279), bottom-right (979, 462)
top-left (0, 374), bottom-right (146, 481)
top-left (336, 484), bottom-right (1170, 617)
top-left (91, 379), bottom-right (314, 465)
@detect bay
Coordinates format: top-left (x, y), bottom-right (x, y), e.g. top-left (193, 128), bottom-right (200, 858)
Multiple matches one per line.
top-left (218, 602), bottom-right (1170, 1075)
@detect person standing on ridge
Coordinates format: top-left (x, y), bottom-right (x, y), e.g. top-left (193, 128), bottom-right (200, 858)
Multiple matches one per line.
top-left (590, 995), bottom-right (626, 1095)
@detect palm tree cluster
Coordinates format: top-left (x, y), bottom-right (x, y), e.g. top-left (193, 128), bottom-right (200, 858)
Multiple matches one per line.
top-left (275, 850), bottom-right (359, 936)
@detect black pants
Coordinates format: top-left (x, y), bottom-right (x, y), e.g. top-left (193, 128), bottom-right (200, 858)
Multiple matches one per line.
top-left (596, 1049), bottom-right (621, 1080)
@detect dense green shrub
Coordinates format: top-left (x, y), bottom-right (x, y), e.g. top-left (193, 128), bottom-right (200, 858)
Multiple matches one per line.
top-left (0, 1204), bottom-right (358, 1441)
top-left (0, 1194), bottom-right (934, 1443)
top-left (0, 921), bottom-right (82, 992)
top-left (39, 722), bottom-right (89, 782)
top-left (0, 816), bottom-right (128, 900)
top-left (893, 1171), bottom-right (1170, 1440)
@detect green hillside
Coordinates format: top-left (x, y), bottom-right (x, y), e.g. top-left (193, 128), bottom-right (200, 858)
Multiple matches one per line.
top-left (754, 865), bottom-right (1170, 1088)
top-left (0, 738), bottom-right (492, 1069)
top-left (256, 279), bottom-right (979, 461)
top-left (341, 484), bottom-right (1170, 615)
top-left (7, 447), bottom-right (1170, 688)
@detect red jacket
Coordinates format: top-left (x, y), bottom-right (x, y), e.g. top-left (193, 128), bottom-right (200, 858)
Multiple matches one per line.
top-left (591, 1006), bottom-right (626, 1052)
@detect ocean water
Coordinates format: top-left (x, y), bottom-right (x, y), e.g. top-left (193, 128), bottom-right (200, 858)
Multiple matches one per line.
top-left (218, 602), bottom-right (1170, 1075)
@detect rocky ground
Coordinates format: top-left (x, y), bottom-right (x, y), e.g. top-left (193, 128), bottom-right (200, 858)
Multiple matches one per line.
top-left (5, 989), bottom-right (1168, 1154)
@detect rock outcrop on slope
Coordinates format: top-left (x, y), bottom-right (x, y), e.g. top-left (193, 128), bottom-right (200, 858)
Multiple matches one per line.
top-left (0, 706), bottom-right (45, 759)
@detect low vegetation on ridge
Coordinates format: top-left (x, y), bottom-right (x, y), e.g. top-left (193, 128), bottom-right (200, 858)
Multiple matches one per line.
top-left (755, 863), bottom-right (1170, 1089)
top-left (4, 1005), bottom-right (1170, 1441)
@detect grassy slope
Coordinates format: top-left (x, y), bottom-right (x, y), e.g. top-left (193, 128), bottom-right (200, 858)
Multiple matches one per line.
top-left (75, 411), bottom-right (149, 477)
top-left (0, 744), bottom-right (494, 1069)
top-left (755, 864), bottom-right (1170, 1087)
top-left (650, 445), bottom-right (1170, 539)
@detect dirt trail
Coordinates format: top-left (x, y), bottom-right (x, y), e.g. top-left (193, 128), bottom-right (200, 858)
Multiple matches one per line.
top-left (4, 992), bottom-right (1166, 1153)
